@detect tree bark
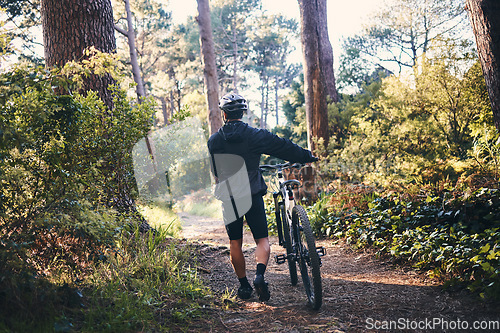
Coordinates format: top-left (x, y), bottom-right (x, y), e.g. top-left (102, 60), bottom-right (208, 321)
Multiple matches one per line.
top-left (466, 0), bottom-right (500, 131)
top-left (317, 0), bottom-right (338, 103)
top-left (275, 78), bottom-right (279, 125)
top-left (196, 0), bottom-right (223, 135)
top-left (41, 0), bottom-right (116, 109)
top-left (41, 0), bottom-right (153, 230)
top-left (297, 0), bottom-right (330, 153)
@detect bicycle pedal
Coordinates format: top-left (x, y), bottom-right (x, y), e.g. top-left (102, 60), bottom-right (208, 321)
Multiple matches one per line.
top-left (275, 254), bottom-right (287, 264)
top-left (316, 246), bottom-right (326, 257)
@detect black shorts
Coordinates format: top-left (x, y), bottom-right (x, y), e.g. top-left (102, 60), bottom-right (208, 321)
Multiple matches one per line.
top-left (225, 194), bottom-right (268, 240)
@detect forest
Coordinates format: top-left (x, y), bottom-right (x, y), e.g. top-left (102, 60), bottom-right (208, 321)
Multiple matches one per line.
top-left (1, 0), bottom-right (499, 331)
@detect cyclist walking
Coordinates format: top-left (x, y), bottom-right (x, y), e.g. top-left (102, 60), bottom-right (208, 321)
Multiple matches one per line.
top-left (207, 92), bottom-right (317, 301)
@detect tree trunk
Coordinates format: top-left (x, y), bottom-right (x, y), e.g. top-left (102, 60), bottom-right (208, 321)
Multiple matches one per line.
top-left (123, 0), bottom-right (146, 99)
top-left (196, 0), bottom-right (223, 135)
top-left (264, 82), bottom-right (269, 128)
top-left (275, 77), bottom-right (279, 125)
top-left (41, 0), bottom-right (152, 231)
top-left (297, 0), bottom-right (330, 154)
top-left (466, 0), bottom-right (500, 131)
top-left (260, 83), bottom-right (265, 128)
top-left (41, 0), bottom-right (116, 109)
top-left (160, 96), bottom-right (169, 125)
top-left (232, 23), bottom-right (239, 92)
top-left (317, 0), bottom-right (338, 103)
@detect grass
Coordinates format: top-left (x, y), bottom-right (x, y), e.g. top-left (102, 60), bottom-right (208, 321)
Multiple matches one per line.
top-left (138, 200), bottom-right (182, 236)
top-left (173, 189), bottom-right (222, 219)
top-left (0, 203), bottom-right (221, 332)
top-left (76, 225), bottom-right (212, 332)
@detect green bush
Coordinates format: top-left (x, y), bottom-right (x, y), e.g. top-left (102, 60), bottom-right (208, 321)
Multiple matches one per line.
top-left (0, 61), bottom-right (154, 329)
top-left (312, 182), bottom-right (500, 299)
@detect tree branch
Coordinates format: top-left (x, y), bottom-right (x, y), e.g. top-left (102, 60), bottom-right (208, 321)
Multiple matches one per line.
top-left (114, 24), bottom-right (128, 37)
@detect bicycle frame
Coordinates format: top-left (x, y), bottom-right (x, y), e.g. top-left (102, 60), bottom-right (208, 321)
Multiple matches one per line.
top-left (262, 163), bottom-right (301, 247)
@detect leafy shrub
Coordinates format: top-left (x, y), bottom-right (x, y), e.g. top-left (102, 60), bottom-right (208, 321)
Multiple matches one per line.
top-left (312, 181), bottom-right (500, 299)
top-left (0, 60), bottom-right (154, 328)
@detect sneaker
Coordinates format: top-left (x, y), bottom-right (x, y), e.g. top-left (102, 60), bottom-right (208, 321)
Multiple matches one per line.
top-left (253, 274), bottom-right (270, 301)
top-left (237, 285), bottom-right (253, 300)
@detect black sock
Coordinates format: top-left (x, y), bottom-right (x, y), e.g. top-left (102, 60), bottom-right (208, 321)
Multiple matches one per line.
top-left (239, 276), bottom-right (251, 287)
top-left (256, 263), bottom-right (266, 276)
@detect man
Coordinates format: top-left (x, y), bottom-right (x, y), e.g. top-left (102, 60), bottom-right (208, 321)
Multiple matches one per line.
top-left (207, 92), bottom-right (318, 301)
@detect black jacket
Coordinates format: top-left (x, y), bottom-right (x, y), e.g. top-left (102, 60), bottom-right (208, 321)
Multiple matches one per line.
top-left (207, 120), bottom-right (316, 196)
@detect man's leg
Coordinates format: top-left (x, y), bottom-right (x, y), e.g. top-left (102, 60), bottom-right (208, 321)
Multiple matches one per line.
top-left (229, 239), bottom-right (253, 299)
top-left (245, 194), bottom-right (271, 302)
top-left (253, 236), bottom-right (271, 301)
top-left (229, 238), bottom-right (246, 278)
top-left (255, 237), bottom-right (270, 266)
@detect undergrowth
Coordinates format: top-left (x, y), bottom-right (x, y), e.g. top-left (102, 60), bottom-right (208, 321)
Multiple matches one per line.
top-left (78, 225), bottom-right (211, 332)
top-left (0, 222), bottom-right (215, 332)
top-left (309, 174), bottom-right (500, 300)
top-left (138, 200), bottom-right (182, 236)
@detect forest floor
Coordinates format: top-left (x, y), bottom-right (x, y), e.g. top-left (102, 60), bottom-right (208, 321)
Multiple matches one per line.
top-left (176, 212), bottom-right (499, 332)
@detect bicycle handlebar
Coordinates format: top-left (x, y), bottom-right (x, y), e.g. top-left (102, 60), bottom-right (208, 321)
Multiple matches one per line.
top-left (259, 162), bottom-right (305, 172)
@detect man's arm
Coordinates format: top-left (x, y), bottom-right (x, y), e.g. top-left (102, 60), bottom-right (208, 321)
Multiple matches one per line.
top-left (255, 129), bottom-right (317, 163)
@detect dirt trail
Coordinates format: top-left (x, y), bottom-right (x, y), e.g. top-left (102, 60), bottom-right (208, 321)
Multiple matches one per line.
top-left (178, 212), bottom-right (499, 332)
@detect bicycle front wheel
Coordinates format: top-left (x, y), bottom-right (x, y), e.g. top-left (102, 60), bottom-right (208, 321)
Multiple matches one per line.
top-left (292, 205), bottom-right (322, 310)
top-left (280, 203), bottom-right (298, 286)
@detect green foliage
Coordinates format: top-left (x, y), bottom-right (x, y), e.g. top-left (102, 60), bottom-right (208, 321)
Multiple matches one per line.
top-left (0, 0), bottom-right (42, 63)
top-left (0, 11), bottom-right (14, 58)
top-left (273, 74), bottom-right (307, 147)
top-left (311, 184), bottom-right (500, 299)
top-left (169, 103), bottom-right (192, 123)
top-left (338, 0), bottom-right (468, 89)
top-left (470, 129), bottom-right (500, 178)
top-left (0, 59), bottom-right (154, 329)
top-left (80, 226), bottom-right (209, 332)
top-left (327, 55), bottom-right (493, 185)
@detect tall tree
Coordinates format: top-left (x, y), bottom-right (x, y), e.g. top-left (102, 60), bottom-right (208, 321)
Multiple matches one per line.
top-left (40, 0), bottom-right (116, 108)
top-left (197, 0), bottom-right (223, 135)
top-left (114, 0), bottom-right (146, 99)
top-left (113, 0), bottom-right (173, 102)
top-left (297, 0), bottom-right (330, 153)
top-left (40, 0), bottom-right (151, 225)
top-left (211, 0), bottom-right (261, 92)
top-left (466, 0), bottom-right (500, 131)
top-left (249, 14), bottom-right (300, 127)
top-left (341, 0), bottom-right (467, 80)
top-left (316, 0), bottom-right (337, 103)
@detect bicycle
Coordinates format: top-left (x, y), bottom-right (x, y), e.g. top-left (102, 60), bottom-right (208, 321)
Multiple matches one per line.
top-left (259, 162), bottom-right (326, 310)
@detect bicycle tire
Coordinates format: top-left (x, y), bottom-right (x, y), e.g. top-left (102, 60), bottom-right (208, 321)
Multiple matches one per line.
top-left (292, 205), bottom-right (322, 310)
top-left (280, 203), bottom-right (298, 286)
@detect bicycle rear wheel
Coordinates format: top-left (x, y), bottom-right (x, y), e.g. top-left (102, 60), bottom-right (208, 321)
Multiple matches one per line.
top-left (279, 203), bottom-right (298, 286)
top-left (292, 205), bottom-right (322, 310)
